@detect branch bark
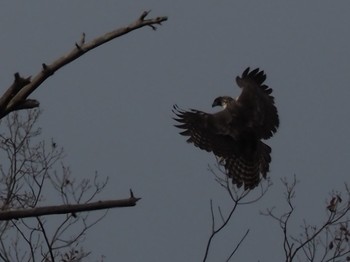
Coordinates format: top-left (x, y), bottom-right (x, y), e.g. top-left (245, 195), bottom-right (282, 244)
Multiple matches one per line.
top-left (0, 193), bottom-right (140, 220)
top-left (0, 11), bottom-right (167, 118)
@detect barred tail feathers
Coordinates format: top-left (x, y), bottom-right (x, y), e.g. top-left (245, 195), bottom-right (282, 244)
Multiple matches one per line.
top-left (225, 141), bottom-right (271, 190)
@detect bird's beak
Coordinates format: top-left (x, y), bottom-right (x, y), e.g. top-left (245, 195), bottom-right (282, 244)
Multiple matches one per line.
top-left (212, 98), bottom-right (220, 107)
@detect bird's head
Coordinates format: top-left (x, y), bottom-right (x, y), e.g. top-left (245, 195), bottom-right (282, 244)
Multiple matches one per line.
top-left (212, 96), bottom-right (234, 109)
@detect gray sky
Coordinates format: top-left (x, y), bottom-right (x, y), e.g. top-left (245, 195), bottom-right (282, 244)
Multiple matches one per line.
top-left (1, 1), bottom-right (350, 261)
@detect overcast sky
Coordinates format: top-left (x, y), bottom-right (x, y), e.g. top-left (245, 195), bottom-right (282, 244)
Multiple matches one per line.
top-left (1, 1), bottom-right (350, 261)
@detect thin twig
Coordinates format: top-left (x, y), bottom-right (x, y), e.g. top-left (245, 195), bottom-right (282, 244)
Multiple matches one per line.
top-left (226, 229), bottom-right (250, 261)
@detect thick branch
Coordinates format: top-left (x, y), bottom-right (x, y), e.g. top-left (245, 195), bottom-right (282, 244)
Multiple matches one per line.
top-left (0, 73), bottom-right (31, 112)
top-left (0, 11), bottom-right (167, 118)
top-left (12, 99), bottom-right (40, 111)
top-left (0, 195), bottom-right (140, 220)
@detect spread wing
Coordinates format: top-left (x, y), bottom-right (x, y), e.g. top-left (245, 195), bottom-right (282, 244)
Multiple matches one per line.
top-left (234, 67), bottom-right (279, 139)
top-left (172, 67), bottom-right (279, 190)
top-left (172, 105), bottom-right (237, 158)
top-left (173, 103), bottom-right (272, 190)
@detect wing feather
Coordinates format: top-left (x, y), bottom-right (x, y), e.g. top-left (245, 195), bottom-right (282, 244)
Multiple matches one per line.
top-left (173, 67), bottom-right (279, 190)
top-left (235, 67), bottom-right (279, 139)
top-left (172, 105), bottom-right (236, 157)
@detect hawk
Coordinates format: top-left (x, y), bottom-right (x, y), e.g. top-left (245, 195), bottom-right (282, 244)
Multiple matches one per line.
top-left (173, 67), bottom-right (279, 190)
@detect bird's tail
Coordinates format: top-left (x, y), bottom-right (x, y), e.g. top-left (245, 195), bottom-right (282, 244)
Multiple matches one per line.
top-left (224, 142), bottom-right (271, 190)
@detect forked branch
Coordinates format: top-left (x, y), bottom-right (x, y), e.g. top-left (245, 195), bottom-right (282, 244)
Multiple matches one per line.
top-left (203, 162), bottom-right (272, 261)
top-left (0, 11), bottom-right (167, 118)
top-left (262, 176), bottom-right (350, 262)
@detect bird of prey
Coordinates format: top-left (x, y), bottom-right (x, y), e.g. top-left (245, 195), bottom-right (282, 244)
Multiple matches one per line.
top-left (173, 67), bottom-right (279, 190)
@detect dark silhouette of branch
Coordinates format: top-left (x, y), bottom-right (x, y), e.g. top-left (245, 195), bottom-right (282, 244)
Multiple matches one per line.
top-left (203, 162), bottom-right (272, 262)
top-left (0, 109), bottom-right (141, 260)
top-left (0, 194), bottom-right (140, 221)
top-left (0, 10), bottom-right (164, 260)
top-left (203, 198), bottom-right (240, 262)
top-left (0, 11), bottom-right (167, 118)
top-left (37, 217), bottom-right (54, 261)
top-left (0, 73), bottom-right (32, 112)
top-left (262, 176), bottom-right (350, 262)
top-left (227, 229), bottom-right (250, 261)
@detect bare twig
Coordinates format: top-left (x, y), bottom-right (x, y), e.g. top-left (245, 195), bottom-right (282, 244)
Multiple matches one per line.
top-left (0, 109), bottom-right (141, 259)
top-left (263, 176), bottom-right (350, 262)
top-left (226, 229), bottom-right (250, 261)
top-left (203, 162), bottom-right (272, 261)
top-left (0, 11), bottom-right (166, 260)
top-left (37, 217), bottom-right (54, 261)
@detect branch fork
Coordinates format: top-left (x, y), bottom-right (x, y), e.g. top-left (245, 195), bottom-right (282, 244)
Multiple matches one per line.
top-left (0, 11), bottom-right (167, 119)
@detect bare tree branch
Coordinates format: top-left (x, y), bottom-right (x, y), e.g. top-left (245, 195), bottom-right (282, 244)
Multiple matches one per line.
top-left (0, 10), bottom-right (164, 260)
top-left (226, 229), bottom-right (250, 261)
top-left (0, 11), bottom-right (167, 118)
top-left (37, 217), bottom-right (54, 261)
top-left (203, 161), bottom-right (272, 261)
top-left (0, 109), bottom-right (141, 260)
top-left (262, 176), bottom-right (350, 262)
top-left (0, 195), bottom-right (140, 221)
top-left (0, 74), bottom-right (32, 113)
